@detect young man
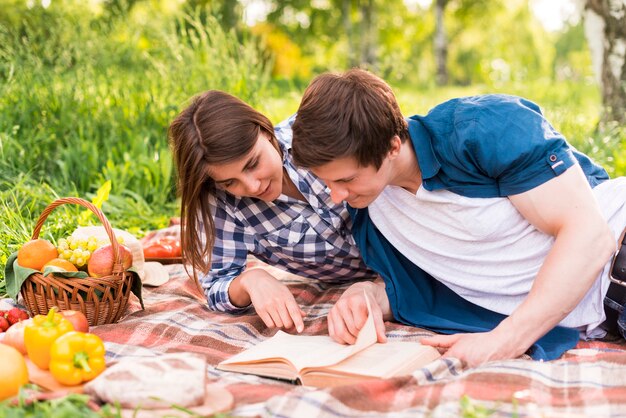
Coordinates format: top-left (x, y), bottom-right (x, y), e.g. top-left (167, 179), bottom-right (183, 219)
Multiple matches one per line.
top-left (291, 69), bottom-right (626, 367)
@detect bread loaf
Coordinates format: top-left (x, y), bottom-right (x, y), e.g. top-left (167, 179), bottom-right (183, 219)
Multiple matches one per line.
top-left (84, 353), bottom-right (207, 409)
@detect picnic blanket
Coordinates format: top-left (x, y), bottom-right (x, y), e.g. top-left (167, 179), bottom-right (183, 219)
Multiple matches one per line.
top-left (82, 258), bottom-right (626, 417)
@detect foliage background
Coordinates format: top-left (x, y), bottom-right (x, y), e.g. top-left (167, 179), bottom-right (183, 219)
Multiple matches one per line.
top-left (0, 0), bottom-right (624, 295)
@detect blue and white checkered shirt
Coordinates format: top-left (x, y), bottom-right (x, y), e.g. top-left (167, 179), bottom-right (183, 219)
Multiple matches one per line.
top-left (201, 115), bottom-right (376, 312)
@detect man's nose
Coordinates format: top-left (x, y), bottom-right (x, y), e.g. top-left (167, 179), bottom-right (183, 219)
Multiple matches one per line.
top-left (329, 185), bottom-right (349, 204)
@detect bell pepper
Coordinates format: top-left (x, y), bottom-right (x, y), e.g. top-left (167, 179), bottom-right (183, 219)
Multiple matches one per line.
top-left (24, 307), bottom-right (74, 370)
top-left (49, 331), bottom-right (106, 386)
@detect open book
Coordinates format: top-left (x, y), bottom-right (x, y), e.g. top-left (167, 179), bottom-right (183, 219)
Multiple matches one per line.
top-left (217, 294), bottom-right (441, 388)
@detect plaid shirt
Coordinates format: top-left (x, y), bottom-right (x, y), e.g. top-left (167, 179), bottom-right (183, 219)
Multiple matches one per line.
top-left (201, 115), bottom-right (376, 312)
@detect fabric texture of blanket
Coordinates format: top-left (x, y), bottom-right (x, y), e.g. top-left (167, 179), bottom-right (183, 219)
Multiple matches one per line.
top-left (5, 258), bottom-right (626, 416)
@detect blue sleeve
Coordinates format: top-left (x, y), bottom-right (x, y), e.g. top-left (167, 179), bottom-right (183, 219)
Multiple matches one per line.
top-left (455, 96), bottom-right (578, 196)
top-left (200, 194), bottom-right (255, 313)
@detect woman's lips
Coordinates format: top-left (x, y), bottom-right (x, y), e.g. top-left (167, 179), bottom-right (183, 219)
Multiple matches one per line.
top-left (257, 182), bottom-right (271, 198)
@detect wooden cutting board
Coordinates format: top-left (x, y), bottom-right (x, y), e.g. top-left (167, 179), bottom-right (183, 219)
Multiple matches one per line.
top-left (119, 384), bottom-right (234, 417)
top-left (25, 357), bottom-right (85, 393)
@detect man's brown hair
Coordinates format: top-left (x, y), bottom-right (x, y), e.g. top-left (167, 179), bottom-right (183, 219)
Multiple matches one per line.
top-left (292, 68), bottom-right (408, 169)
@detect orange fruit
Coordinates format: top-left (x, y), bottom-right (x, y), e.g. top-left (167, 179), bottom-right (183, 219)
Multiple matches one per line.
top-left (17, 239), bottom-right (59, 271)
top-left (0, 343), bottom-right (29, 400)
top-left (43, 258), bottom-right (78, 272)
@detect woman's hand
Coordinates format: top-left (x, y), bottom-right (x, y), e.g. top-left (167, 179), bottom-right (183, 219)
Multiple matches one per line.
top-left (235, 268), bottom-right (306, 332)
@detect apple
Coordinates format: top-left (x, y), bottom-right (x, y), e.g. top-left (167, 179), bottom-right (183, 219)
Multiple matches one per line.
top-left (60, 310), bottom-right (89, 333)
top-left (88, 244), bottom-right (133, 278)
top-left (2, 319), bottom-right (33, 354)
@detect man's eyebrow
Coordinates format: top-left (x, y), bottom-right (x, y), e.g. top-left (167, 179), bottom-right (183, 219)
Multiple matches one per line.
top-left (333, 175), bottom-right (355, 182)
top-left (212, 154), bottom-right (258, 184)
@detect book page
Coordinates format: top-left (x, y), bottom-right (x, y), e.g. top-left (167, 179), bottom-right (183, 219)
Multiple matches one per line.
top-left (219, 291), bottom-right (379, 372)
top-left (314, 341), bottom-right (441, 378)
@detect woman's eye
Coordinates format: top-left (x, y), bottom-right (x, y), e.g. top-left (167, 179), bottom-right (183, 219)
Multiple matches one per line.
top-left (248, 159), bottom-right (259, 170)
top-left (217, 180), bottom-right (234, 189)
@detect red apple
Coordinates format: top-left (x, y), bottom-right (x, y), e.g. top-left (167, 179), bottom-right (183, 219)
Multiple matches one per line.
top-left (2, 319), bottom-right (33, 354)
top-left (88, 244), bottom-right (133, 278)
top-left (60, 310), bottom-right (90, 333)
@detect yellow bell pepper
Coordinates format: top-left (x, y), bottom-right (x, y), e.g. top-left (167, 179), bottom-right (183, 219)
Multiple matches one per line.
top-left (24, 307), bottom-right (74, 370)
top-left (49, 331), bottom-right (106, 386)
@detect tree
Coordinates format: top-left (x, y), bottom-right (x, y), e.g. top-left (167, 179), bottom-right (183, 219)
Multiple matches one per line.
top-left (434, 0), bottom-right (449, 85)
top-left (580, 0), bottom-right (626, 123)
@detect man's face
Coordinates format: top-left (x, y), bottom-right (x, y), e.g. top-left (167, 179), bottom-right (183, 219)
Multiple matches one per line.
top-left (311, 156), bottom-right (390, 208)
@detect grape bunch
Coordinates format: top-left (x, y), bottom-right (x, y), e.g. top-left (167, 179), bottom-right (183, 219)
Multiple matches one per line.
top-left (56, 236), bottom-right (97, 268)
top-left (56, 235), bottom-right (125, 269)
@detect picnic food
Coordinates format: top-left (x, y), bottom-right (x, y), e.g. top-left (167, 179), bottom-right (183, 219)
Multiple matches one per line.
top-left (24, 308), bottom-right (74, 370)
top-left (87, 244), bottom-right (133, 278)
top-left (49, 331), bottom-right (106, 386)
top-left (0, 343), bottom-right (29, 400)
top-left (143, 237), bottom-right (182, 259)
top-left (0, 316), bottom-right (8, 332)
top-left (17, 238), bottom-right (58, 270)
top-left (56, 235), bottom-right (100, 268)
top-left (60, 310), bottom-right (90, 333)
top-left (16, 198), bottom-right (138, 327)
top-left (5, 307), bottom-right (30, 325)
top-left (84, 353), bottom-right (207, 409)
top-left (43, 258), bottom-right (78, 272)
top-left (2, 319), bottom-right (32, 354)
top-left (0, 308), bottom-right (31, 348)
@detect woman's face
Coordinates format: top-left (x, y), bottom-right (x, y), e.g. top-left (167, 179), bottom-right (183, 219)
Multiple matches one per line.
top-left (207, 132), bottom-right (284, 201)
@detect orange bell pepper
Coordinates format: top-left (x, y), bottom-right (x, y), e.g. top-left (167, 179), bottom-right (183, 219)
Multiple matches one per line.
top-left (24, 307), bottom-right (74, 370)
top-left (49, 331), bottom-right (106, 386)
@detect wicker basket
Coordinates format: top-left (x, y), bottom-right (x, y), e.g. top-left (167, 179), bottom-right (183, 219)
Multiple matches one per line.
top-left (20, 197), bottom-right (135, 326)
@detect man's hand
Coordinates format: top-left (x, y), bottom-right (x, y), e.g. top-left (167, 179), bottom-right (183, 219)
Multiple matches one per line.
top-left (235, 268), bottom-right (306, 332)
top-left (328, 279), bottom-right (391, 345)
top-left (421, 326), bottom-right (526, 367)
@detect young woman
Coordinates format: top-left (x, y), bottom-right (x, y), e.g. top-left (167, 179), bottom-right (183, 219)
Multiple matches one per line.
top-left (168, 90), bottom-right (376, 333)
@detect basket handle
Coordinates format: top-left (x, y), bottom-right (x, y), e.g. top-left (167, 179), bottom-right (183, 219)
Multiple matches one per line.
top-left (31, 197), bottom-right (125, 272)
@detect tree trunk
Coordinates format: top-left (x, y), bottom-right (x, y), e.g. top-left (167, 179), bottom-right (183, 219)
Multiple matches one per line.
top-left (343, 0), bottom-right (357, 67)
top-left (434, 0), bottom-right (449, 85)
top-left (582, 0), bottom-right (626, 124)
top-left (360, 0), bottom-right (377, 68)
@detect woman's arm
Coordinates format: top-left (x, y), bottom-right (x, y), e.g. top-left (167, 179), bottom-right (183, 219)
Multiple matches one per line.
top-left (204, 197), bottom-right (305, 331)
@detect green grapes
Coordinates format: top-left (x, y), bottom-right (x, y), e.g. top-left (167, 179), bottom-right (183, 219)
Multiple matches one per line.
top-left (56, 235), bottom-right (126, 269)
top-left (57, 236), bottom-right (95, 268)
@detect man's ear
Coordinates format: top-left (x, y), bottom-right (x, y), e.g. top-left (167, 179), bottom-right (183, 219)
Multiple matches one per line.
top-left (387, 135), bottom-right (402, 159)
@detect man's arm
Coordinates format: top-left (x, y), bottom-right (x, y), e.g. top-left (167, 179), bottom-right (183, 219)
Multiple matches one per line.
top-left (422, 165), bottom-right (616, 366)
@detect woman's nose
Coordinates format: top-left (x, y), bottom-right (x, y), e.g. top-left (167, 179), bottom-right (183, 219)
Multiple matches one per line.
top-left (243, 176), bottom-right (262, 195)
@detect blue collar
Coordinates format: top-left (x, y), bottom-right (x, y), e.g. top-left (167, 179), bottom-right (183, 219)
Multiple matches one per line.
top-left (407, 117), bottom-right (440, 181)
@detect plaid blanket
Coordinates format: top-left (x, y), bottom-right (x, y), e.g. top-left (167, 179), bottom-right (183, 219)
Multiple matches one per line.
top-left (10, 259), bottom-right (626, 417)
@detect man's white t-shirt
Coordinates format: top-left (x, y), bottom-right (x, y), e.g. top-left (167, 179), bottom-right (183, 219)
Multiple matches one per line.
top-left (368, 176), bottom-right (626, 339)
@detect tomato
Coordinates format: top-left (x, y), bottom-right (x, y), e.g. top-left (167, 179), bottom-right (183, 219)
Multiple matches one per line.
top-left (143, 243), bottom-right (172, 258)
top-left (155, 238), bottom-right (181, 257)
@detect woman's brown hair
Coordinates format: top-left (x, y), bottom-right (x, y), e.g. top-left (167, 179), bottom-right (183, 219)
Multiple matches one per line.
top-left (292, 68), bottom-right (408, 169)
top-left (169, 90), bottom-right (276, 289)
